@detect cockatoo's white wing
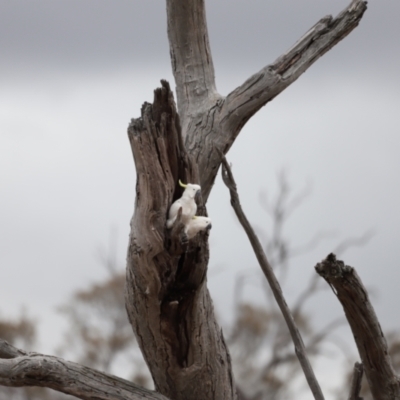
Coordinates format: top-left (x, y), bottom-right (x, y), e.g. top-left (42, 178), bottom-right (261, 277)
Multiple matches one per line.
top-left (166, 197), bottom-right (198, 228)
top-left (181, 199), bottom-right (197, 223)
top-left (186, 216), bottom-right (212, 239)
top-left (166, 199), bottom-right (183, 228)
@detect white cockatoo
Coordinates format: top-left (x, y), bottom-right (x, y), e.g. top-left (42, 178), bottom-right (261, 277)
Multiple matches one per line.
top-left (186, 216), bottom-right (212, 239)
top-left (166, 180), bottom-right (201, 228)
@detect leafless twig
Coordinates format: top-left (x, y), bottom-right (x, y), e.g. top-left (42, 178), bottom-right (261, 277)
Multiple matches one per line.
top-left (333, 229), bottom-right (375, 256)
top-left (220, 155), bottom-right (325, 400)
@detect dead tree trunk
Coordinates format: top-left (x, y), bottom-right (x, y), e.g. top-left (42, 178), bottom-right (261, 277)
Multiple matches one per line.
top-left (124, 1), bottom-right (367, 398)
top-left (125, 81), bottom-right (235, 400)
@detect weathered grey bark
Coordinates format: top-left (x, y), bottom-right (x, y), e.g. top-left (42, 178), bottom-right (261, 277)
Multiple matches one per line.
top-left (125, 81), bottom-right (235, 400)
top-left (167, 0), bottom-right (219, 123)
top-left (315, 254), bottom-right (400, 400)
top-left (220, 156), bottom-right (324, 400)
top-left (0, 339), bottom-right (169, 400)
top-left (167, 0), bottom-right (367, 200)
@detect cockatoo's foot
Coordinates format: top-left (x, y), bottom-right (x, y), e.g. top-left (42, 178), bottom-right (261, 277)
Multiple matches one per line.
top-left (180, 231), bottom-right (189, 246)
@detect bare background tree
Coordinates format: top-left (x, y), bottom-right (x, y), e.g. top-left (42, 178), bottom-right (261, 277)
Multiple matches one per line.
top-left (57, 271), bottom-right (149, 386)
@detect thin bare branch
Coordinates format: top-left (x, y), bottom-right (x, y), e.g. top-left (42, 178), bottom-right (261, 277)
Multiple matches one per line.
top-left (0, 339), bottom-right (169, 400)
top-left (290, 230), bottom-right (337, 258)
top-left (292, 275), bottom-right (324, 318)
top-left (315, 254), bottom-right (400, 400)
top-left (262, 315), bottom-right (345, 377)
top-left (307, 317), bottom-right (346, 349)
top-left (220, 0), bottom-right (367, 138)
top-left (333, 229), bottom-right (375, 256)
top-left (348, 362), bottom-right (364, 400)
top-left (220, 155), bottom-right (325, 400)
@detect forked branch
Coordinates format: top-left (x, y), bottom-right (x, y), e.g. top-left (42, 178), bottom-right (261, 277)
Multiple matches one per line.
top-left (220, 0), bottom-right (367, 140)
top-left (173, 0), bottom-right (367, 202)
top-left (315, 254), bottom-right (400, 400)
top-left (220, 155), bottom-right (324, 400)
top-left (0, 339), bottom-right (169, 400)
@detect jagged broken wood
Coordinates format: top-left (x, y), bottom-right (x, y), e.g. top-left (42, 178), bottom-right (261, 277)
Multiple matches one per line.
top-left (125, 81), bottom-right (235, 400)
top-left (347, 362), bottom-right (364, 400)
top-left (315, 254), bottom-right (400, 400)
top-left (220, 155), bottom-right (325, 400)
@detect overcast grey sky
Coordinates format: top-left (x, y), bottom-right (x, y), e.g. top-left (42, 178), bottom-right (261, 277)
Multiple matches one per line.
top-left (1, 0), bottom-right (400, 397)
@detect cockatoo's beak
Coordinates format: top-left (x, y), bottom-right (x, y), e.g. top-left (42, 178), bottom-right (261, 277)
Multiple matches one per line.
top-left (206, 223), bottom-right (212, 231)
top-left (195, 190), bottom-right (201, 201)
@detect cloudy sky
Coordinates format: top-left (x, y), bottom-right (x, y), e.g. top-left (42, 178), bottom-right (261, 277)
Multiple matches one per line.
top-left (1, 0), bottom-right (399, 397)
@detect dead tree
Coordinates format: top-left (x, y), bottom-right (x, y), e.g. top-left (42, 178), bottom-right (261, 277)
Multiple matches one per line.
top-left (0, 1), bottom-right (367, 399)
